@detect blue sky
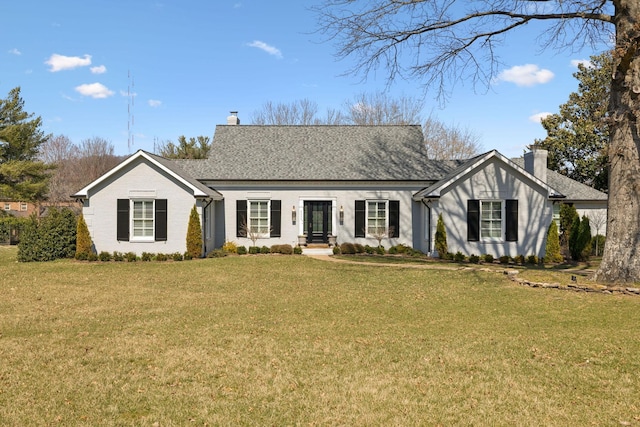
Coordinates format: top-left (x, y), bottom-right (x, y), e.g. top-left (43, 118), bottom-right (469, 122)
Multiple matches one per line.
top-left (1, 1), bottom-right (608, 158)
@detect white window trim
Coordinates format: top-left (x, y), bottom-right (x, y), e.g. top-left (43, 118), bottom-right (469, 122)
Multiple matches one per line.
top-left (366, 200), bottom-right (389, 237)
top-left (3, 203), bottom-right (10, 211)
top-left (480, 200), bottom-right (503, 241)
top-left (20, 202), bottom-right (28, 211)
top-left (248, 199), bottom-right (271, 238)
top-left (130, 199), bottom-right (155, 242)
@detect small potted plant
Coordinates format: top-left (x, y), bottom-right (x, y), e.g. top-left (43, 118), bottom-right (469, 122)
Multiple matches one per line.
top-left (298, 234), bottom-right (307, 246)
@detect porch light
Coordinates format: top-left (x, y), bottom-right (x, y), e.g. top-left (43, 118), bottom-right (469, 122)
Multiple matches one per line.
top-left (292, 206), bottom-right (296, 223)
top-left (339, 205), bottom-right (344, 224)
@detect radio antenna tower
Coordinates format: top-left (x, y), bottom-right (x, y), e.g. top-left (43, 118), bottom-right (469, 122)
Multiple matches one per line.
top-left (127, 70), bottom-right (135, 152)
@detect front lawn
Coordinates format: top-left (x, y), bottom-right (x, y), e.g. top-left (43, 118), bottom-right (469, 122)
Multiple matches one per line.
top-left (1, 247), bottom-right (638, 425)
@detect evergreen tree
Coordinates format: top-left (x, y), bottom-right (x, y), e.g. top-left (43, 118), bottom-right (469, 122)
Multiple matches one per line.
top-left (544, 221), bottom-right (563, 263)
top-left (535, 52), bottom-right (611, 191)
top-left (434, 213), bottom-right (447, 257)
top-left (0, 87), bottom-right (51, 201)
top-left (75, 214), bottom-right (93, 259)
top-left (186, 205), bottom-right (203, 258)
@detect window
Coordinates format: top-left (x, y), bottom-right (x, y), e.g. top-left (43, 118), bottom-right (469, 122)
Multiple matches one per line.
top-left (553, 203), bottom-right (560, 228)
top-left (3, 203), bottom-right (10, 211)
top-left (236, 200), bottom-right (281, 238)
top-left (481, 201), bottom-right (502, 238)
top-left (468, 199), bottom-right (518, 242)
top-left (20, 202), bottom-right (28, 211)
top-left (116, 199), bottom-right (167, 242)
top-left (367, 201), bottom-right (387, 235)
top-left (249, 200), bottom-right (270, 234)
top-left (355, 200), bottom-right (400, 238)
top-left (132, 200), bottom-right (154, 240)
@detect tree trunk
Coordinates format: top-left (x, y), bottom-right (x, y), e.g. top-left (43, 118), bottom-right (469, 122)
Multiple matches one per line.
top-left (594, 0), bottom-right (640, 283)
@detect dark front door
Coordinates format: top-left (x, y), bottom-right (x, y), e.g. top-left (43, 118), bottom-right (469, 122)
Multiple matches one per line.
top-left (304, 201), bottom-right (332, 244)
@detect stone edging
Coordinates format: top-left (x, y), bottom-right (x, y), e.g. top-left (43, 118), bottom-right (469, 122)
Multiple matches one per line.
top-left (503, 269), bottom-right (640, 296)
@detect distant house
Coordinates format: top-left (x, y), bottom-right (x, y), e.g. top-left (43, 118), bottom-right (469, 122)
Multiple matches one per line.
top-left (1, 200), bottom-right (37, 218)
top-left (72, 113), bottom-right (607, 258)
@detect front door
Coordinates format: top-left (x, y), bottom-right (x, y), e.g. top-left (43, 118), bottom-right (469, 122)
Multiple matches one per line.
top-left (304, 201), bottom-right (332, 244)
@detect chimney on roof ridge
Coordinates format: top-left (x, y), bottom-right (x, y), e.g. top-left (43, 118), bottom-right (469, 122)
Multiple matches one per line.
top-left (524, 144), bottom-right (548, 184)
top-left (227, 111), bottom-right (240, 125)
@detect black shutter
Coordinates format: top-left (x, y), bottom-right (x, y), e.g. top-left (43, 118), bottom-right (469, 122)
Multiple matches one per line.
top-left (467, 200), bottom-right (480, 241)
top-left (155, 199), bottom-right (168, 241)
top-left (389, 200), bottom-right (400, 238)
top-left (270, 200), bottom-right (281, 237)
top-left (505, 199), bottom-right (518, 242)
top-left (236, 200), bottom-right (247, 237)
top-left (117, 199), bottom-right (130, 241)
top-left (355, 200), bottom-right (366, 238)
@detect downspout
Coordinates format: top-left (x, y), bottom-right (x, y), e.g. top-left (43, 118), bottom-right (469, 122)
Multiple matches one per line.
top-left (421, 199), bottom-right (432, 254)
top-left (202, 198), bottom-right (213, 255)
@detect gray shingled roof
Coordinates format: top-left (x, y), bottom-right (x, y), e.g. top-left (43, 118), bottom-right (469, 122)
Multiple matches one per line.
top-left (143, 151), bottom-right (222, 198)
top-left (511, 157), bottom-right (607, 201)
top-left (174, 125), bottom-right (461, 181)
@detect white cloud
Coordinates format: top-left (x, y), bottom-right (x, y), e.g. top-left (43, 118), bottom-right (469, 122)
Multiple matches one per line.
top-left (497, 64), bottom-right (554, 87)
top-left (90, 65), bottom-right (107, 74)
top-left (8, 48), bottom-right (21, 55)
top-left (74, 83), bottom-right (114, 99)
top-left (45, 53), bottom-right (92, 72)
top-left (571, 59), bottom-right (593, 69)
top-left (529, 112), bottom-right (552, 123)
top-left (247, 40), bottom-right (282, 59)
top-left (148, 99), bottom-right (162, 107)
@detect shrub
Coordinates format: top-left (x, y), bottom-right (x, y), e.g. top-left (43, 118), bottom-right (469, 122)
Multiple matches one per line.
top-left (207, 249), bottom-right (227, 258)
top-left (454, 251), bottom-right (465, 262)
top-left (515, 254), bottom-right (526, 265)
top-left (526, 255), bottom-right (539, 265)
top-left (293, 245), bottom-right (303, 255)
top-left (0, 216), bottom-right (29, 245)
top-left (442, 252), bottom-right (454, 261)
top-left (155, 253), bottom-right (168, 261)
top-left (18, 208), bottom-right (77, 262)
top-left (340, 242), bottom-right (356, 254)
top-left (98, 251), bottom-right (112, 262)
top-left (260, 245), bottom-right (270, 254)
top-left (172, 252), bottom-right (184, 261)
top-left (186, 205), bottom-right (203, 259)
top-left (113, 251), bottom-right (124, 262)
top-left (483, 254), bottom-right (494, 263)
top-left (75, 214), bottom-right (93, 260)
top-left (271, 244), bottom-right (293, 255)
top-left (468, 254), bottom-right (480, 264)
top-left (237, 245), bottom-right (247, 255)
top-left (75, 251), bottom-right (88, 261)
top-left (87, 253), bottom-right (98, 262)
top-left (354, 243), bottom-right (365, 254)
top-left (376, 246), bottom-right (385, 255)
top-left (499, 255), bottom-right (511, 265)
top-left (434, 213), bottom-right (448, 256)
top-left (141, 252), bottom-right (153, 262)
top-left (591, 234), bottom-right (606, 256)
top-left (222, 240), bottom-right (238, 254)
top-left (544, 220), bottom-right (564, 263)
top-left (365, 245), bottom-right (375, 254)
top-left (560, 204), bottom-right (579, 254)
top-left (183, 252), bottom-right (193, 260)
top-left (569, 215), bottom-right (592, 261)
top-left (331, 246), bottom-right (340, 255)
top-left (125, 252), bottom-right (138, 262)
top-left (248, 246), bottom-right (259, 254)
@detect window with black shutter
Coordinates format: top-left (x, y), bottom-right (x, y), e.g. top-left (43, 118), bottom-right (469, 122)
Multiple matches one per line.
top-left (155, 199), bottom-right (168, 241)
top-left (236, 200), bottom-right (247, 237)
top-left (270, 200), bottom-right (281, 237)
top-left (117, 199), bottom-right (130, 241)
top-left (355, 200), bottom-right (365, 237)
top-left (505, 199), bottom-right (518, 241)
top-left (467, 199), bottom-right (480, 241)
top-left (389, 200), bottom-right (400, 238)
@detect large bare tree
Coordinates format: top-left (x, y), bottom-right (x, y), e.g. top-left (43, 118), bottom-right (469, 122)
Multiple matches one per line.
top-left (250, 99), bottom-right (347, 125)
top-left (423, 115), bottom-right (482, 160)
top-left (40, 136), bottom-right (122, 204)
top-left (345, 91), bottom-right (422, 124)
top-left (315, 0), bottom-right (639, 283)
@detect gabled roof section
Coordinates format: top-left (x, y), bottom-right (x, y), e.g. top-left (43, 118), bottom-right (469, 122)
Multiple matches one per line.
top-left (413, 150), bottom-right (564, 200)
top-left (71, 150), bottom-right (222, 199)
top-left (179, 125), bottom-right (451, 181)
top-left (511, 158), bottom-right (607, 202)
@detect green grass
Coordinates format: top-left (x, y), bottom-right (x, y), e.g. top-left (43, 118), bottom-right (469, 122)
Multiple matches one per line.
top-left (1, 246), bottom-right (639, 426)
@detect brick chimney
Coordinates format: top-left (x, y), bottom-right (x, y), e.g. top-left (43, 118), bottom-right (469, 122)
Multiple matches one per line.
top-left (524, 145), bottom-right (548, 184)
top-left (227, 111), bottom-right (240, 125)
